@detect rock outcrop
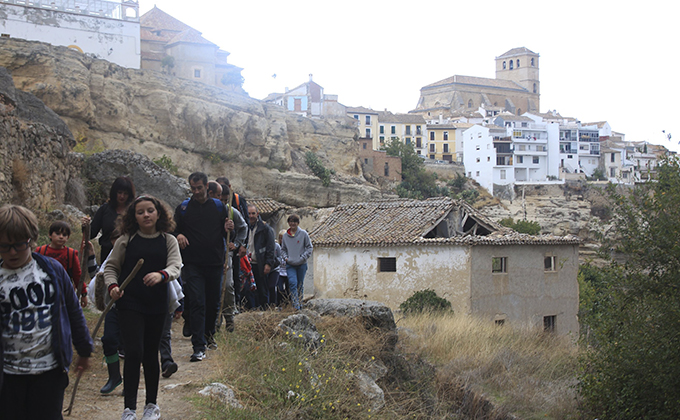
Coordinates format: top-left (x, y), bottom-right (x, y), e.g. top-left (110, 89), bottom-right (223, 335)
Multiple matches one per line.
top-left (0, 38), bottom-right (384, 208)
top-left (0, 67), bottom-right (80, 210)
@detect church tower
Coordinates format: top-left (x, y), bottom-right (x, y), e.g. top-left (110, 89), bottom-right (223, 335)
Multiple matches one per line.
top-left (495, 47), bottom-right (540, 112)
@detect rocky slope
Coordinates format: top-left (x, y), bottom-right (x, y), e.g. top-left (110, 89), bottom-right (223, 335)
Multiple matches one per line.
top-left (0, 38), bottom-right (384, 208)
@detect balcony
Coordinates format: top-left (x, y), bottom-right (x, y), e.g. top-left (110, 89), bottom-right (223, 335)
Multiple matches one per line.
top-left (2, 0), bottom-right (140, 20)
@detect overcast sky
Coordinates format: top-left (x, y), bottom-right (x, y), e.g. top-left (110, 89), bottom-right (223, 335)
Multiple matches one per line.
top-left (140, 0), bottom-right (680, 151)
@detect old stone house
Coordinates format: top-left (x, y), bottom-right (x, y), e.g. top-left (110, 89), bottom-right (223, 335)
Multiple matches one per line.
top-left (139, 6), bottom-right (243, 91)
top-left (310, 198), bottom-right (580, 335)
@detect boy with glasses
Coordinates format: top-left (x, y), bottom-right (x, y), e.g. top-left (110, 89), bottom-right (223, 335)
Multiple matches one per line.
top-left (0, 205), bottom-right (92, 419)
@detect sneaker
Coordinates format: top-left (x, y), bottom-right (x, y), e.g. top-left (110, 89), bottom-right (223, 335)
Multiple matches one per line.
top-left (182, 320), bottom-right (191, 337)
top-left (162, 361), bottom-right (178, 378)
top-left (206, 335), bottom-right (218, 350)
top-left (121, 408), bottom-right (136, 420)
top-left (141, 403), bottom-right (160, 420)
top-left (190, 350), bottom-right (205, 362)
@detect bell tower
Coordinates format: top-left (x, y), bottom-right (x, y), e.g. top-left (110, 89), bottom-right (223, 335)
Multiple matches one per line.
top-left (495, 47), bottom-right (540, 110)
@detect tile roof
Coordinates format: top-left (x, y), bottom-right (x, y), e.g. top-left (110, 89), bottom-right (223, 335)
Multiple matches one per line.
top-left (422, 75), bottom-right (527, 91)
top-left (167, 28), bottom-right (217, 47)
top-left (310, 198), bottom-right (580, 247)
top-left (496, 47), bottom-right (538, 59)
top-left (249, 198), bottom-right (290, 215)
top-left (347, 106), bottom-right (379, 114)
top-left (140, 6), bottom-right (192, 34)
top-left (378, 112), bottom-right (426, 124)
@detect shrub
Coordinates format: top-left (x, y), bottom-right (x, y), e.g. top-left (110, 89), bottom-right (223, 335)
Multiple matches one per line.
top-left (152, 154), bottom-right (178, 174)
top-left (305, 151), bottom-right (331, 187)
top-left (499, 217), bottom-right (541, 235)
top-left (399, 289), bottom-right (452, 314)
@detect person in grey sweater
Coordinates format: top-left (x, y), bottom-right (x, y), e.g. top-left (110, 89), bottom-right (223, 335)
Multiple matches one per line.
top-left (281, 214), bottom-right (313, 310)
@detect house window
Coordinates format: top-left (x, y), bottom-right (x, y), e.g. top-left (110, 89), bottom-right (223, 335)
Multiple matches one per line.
top-left (533, 156), bottom-right (540, 164)
top-left (391, 126), bottom-right (396, 134)
top-left (516, 59), bottom-right (520, 68)
top-left (405, 137), bottom-right (411, 144)
top-left (544, 256), bottom-right (556, 271)
top-left (611, 153), bottom-right (615, 163)
top-left (416, 125), bottom-right (422, 135)
top-left (476, 157), bottom-right (480, 163)
top-left (513, 130), bottom-right (522, 138)
top-left (500, 169), bottom-right (506, 180)
top-left (533, 83), bottom-right (537, 93)
top-left (430, 144), bottom-right (435, 152)
top-left (487, 156), bottom-right (490, 162)
top-left (543, 315), bottom-right (556, 333)
top-left (384, 162), bottom-right (389, 177)
top-left (364, 158), bottom-right (368, 164)
top-left (518, 156), bottom-right (524, 163)
top-left (365, 115), bottom-right (371, 125)
top-left (378, 257), bottom-right (396, 272)
top-left (194, 69), bottom-right (201, 78)
top-left (503, 61), bottom-right (506, 69)
top-left (468, 172), bottom-right (472, 177)
top-left (475, 171), bottom-right (480, 176)
top-left (380, 126), bottom-right (384, 134)
top-left (509, 60), bottom-right (514, 70)
top-left (443, 144), bottom-right (449, 153)
top-left (468, 99), bottom-right (473, 108)
top-left (492, 257), bottom-right (507, 273)
top-left (495, 319), bottom-right (505, 326)
top-left (430, 131), bottom-right (435, 140)
top-left (362, 143), bottom-right (367, 149)
top-left (610, 167), bottom-right (616, 177)
top-left (379, 136), bottom-right (385, 143)
top-left (366, 128), bottom-right (371, 138)
top-left (531, 57), bottom-right (535, 66)
top-left (443, 131), bottom-right (449, 140)
top-left (416, 137), bottom-right (422, 148)
top-left (476, 145), bottom-right (480, 151)
top-left (353, 115), bottom-right (359, 120)
top-left (406, 126), bottom-right (411, 135)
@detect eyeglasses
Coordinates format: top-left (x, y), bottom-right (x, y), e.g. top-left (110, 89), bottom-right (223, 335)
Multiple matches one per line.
top-left (0, 240), bottom-right (31, 253)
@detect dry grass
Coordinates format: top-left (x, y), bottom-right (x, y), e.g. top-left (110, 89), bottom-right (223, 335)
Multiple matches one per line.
top-left (398, 312), bottom-right (580, 419)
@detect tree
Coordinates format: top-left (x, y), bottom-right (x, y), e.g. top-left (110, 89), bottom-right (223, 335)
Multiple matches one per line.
top-left (383, 138), bottom-right (446, 199)
top-left (579, 156), bottom-right (680, 419)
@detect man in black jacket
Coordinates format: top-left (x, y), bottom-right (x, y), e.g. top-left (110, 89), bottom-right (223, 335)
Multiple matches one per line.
top-left (245, 204), bottom-right (277, 308)
top-left (174, 172), bottom-right (232, 362)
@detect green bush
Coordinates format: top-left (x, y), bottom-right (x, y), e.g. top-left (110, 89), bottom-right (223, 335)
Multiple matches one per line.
top-left (499, 217), bottom-right (541, 235)
top-left (152, 154), bottom-right (178, 174)
top-left (399, 289), bottom-right (453, 314)
top-left (304, 151), bottom-right (331, 187)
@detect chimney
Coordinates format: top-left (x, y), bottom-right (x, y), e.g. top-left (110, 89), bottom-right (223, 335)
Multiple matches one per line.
top-left (285, 87), bottom-right (289, 93)
top-left (439, 114), bottom-right (443, 124)
top-left (309, 73), bottom-right (313, 82)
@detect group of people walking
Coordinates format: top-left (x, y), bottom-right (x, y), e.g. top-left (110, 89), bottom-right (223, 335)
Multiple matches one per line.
top-left (0, 171), bottom-right (313, 420)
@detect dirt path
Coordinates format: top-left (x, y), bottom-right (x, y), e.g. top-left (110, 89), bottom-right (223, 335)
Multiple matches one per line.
top-left (63, 318), bottom-right (223, 420)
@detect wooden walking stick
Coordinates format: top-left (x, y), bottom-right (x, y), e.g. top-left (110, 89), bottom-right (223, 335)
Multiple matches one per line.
top-left (217, 188), bottom-right (234, 329)
top-left (76, 221), bottom-right (91, 301)
top-left (65, 258), bottom-right (145, 416)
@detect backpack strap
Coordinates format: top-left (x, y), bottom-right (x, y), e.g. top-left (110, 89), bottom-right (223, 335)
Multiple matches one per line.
top-left (178, 198), bottom-right (191, 217)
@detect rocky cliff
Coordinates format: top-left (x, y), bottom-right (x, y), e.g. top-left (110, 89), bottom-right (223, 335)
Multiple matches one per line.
top-left (0, 37), bottom-right (384, 208)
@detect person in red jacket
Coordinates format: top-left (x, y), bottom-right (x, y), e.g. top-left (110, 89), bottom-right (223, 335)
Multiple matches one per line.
top-left (34, 220), bottom-right (87, 307)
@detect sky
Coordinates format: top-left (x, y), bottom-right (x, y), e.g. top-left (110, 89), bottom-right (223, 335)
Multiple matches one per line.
top-left (139, 0), bottom-right (680, 151)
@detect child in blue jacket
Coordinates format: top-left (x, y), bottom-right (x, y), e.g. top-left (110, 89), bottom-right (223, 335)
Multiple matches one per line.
top-left (0, 205), bottom-right (93, 419)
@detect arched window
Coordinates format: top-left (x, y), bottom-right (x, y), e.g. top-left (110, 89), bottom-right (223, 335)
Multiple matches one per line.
top-left (467, 99), bottom-right (473, 108)
top-left (503, 61), bottom-right (506, 69)
top-left (533, 83), bottom-right (537, 93)
top-left (384, 162), bottom-right (389, 177)
top-left (531, 57), bottom-right (535, 67)
top-left (509, 60), bottom-right (514, 70)
top-left (516, 59), bottom-right (520, 68)
top-left (517, 108), bottom-right (522, 115)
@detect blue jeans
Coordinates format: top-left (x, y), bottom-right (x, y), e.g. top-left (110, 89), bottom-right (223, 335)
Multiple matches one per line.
top-left (286, 263), bottom-right (307, 310)
top-left (182, 264), bottom-right (222, 352)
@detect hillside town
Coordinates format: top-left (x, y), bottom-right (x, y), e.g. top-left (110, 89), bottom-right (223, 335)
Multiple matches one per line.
top-left (1, 0), bottom-right (670, 198)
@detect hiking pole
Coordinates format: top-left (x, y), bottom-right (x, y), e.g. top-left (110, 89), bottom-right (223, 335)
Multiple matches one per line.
top-left (65, 258), bottom-right (145, 416)
top-left (217, 188), bottom-right (234, 329)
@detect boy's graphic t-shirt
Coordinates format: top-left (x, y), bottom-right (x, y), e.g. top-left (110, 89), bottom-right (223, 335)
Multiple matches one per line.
top-left (0, 258), bottom-right (58, 374)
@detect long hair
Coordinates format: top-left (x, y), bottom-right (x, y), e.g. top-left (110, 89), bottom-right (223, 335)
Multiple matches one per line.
top-left (108, 176), bottom-right (136, 206)
top-left (120, 195), bottom-right (175, 235)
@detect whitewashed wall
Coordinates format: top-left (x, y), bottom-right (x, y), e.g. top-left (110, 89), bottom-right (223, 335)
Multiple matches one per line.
top-left (1, 3), bottom-right (140, 68)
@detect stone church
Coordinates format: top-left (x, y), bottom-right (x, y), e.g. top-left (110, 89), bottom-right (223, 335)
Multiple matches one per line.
top-left (411, 47), bottom-right (540, 118)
